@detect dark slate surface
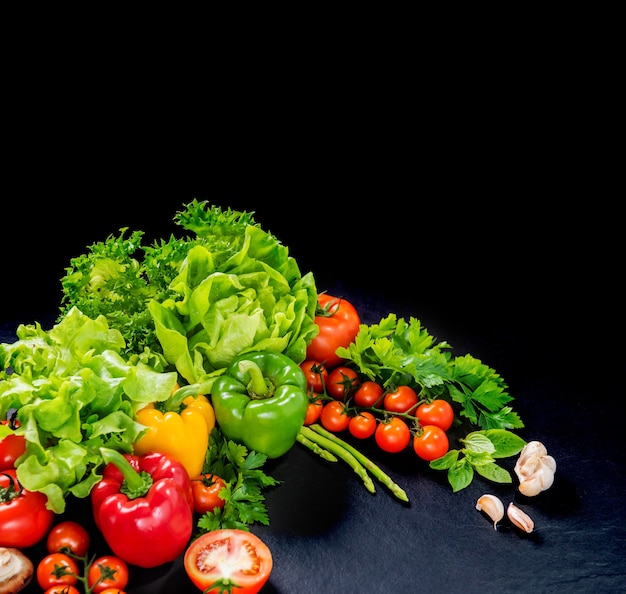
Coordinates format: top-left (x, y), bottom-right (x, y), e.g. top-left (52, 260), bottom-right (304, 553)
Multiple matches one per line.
top-left (1, 184), bottom-right (623, 593)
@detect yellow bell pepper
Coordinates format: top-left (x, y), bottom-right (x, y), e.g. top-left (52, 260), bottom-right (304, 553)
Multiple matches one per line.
top-left (133, 394), bottom-right (215, 478)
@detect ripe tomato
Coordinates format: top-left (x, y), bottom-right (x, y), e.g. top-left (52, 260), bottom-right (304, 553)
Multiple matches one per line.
top-left (416, 399), bottom-right (454, 431)
top-left (98, 590), bottom-right (128, 594)
top-left (184, 529), bottom-right (272, 594)
top-left (348, 411), bottom-right (377, 439)
top-left (306, 293), bottom-right (361, 369)
top-left (190, 473), bottom-right (227, 515)
top-left (353, 381), bottom-right (383, 408)
top-left (47, 520), bottom-right (90, 557)
top-left (0, 469), bottom-right (55, 548)
top-left (87, 555), bottom-right (129, 593)
top-left (375, 417), bottom-right (411, 453)
top-left (37, 553), bottom-right (79, 590)
top-left (304, 397), bottom-right (324, 426)
top-left (413, 424), bottom-right (450, 461)
top-left (0, 414), bottom-right (26, 471)
top-left (44, 586), bottom-right (81, 594)
top-left (320, 400), bottom-right (350, 432)
top-left (326, 366), bottom-right (359, 401)
top-left (383, 385), bottom-right (418, 414)
top-left (300, 360), bottom-right (329, 393)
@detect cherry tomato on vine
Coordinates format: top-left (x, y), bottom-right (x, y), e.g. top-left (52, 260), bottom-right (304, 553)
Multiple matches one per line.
top-left (304, 398), bottom-right (324, 426)
top-left (326, 366), bottom-right (359, 401)
top-left (348, 411), bottom-right (377, 439)
top-left (383, 385), bottom-right (418, 414)
top-left (353, 380), bottom-right (384, 408)
top-left (306, 293), bottom-right (361, 369)
top-left (300, 360), bottom-right (329, 393)
top-left (416, 399), bottom-right (454, 431)
top-left (190, 473), bottom-right (227, 514)
top-left (184, 529), bottom-right (272, 594)
top-left (44, 586), bottom-right (81, 594)
top-left (98, 589), bottom-right (128, 594)
top-left (36, 552), bottom-right (79, 590)
top-left (47, 520), bottom-right (90, 557)
top-left (320, 400), bottom-right (350, 432)
top-left (87, 555), bottom-right (129, 593)
top-left (0, 468), bottom-right (55, 549)
top-left (375, 417), bottom-right (411, 453)
top-left (413, 424), bottom-right (449, 461)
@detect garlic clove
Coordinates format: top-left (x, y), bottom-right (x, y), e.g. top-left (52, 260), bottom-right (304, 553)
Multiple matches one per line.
top-left (542, 454), bottom-right (557, 474)
top-left (476, 494), bottom-right (505, 529)
top-left (519, 441), bottom-right (548, 462)
top-left (507, 502), bottom-right (534, 533)
top-left (518, 459), bottom-right (556, 496)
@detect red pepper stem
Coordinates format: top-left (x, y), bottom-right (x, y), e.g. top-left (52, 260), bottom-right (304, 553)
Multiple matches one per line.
top-left (99, 447), bottom-right (152, 497)
top-left (238, 360), bottom-right (271, 399)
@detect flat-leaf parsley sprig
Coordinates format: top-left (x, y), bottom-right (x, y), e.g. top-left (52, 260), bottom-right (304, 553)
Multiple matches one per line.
top-left (336, 314), bottom-right (526, 491)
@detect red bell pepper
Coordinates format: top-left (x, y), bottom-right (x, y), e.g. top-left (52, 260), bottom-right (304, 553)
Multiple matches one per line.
top-left (91, 448), bottom-right (194, 568)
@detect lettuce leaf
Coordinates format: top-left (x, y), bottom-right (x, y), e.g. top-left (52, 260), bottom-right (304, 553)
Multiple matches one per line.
top-left (58, 200), bottom-right (319, 383)
top-left (0, 307), bottom-right (177, 513)
top-left (150, 225), bottom-right (318, 386)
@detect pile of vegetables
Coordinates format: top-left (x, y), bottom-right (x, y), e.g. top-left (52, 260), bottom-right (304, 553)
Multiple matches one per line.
top-left (0, 200), bottom-right (533, 593)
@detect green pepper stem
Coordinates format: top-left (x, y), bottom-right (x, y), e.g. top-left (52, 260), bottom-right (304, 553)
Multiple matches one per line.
top-left (99, 447), bottom-right (152, 499)
top-left (238, 360), bottom-right (272, 399)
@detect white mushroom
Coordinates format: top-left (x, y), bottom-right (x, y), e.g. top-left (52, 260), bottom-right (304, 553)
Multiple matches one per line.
top-left (0, 547), bottom-right (34, 594)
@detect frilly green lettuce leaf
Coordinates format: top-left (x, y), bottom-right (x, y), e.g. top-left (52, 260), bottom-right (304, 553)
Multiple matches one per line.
top-left (149, 236), bottom-right (318, 387)
top-left (0, 307), bottom-right (176, 513)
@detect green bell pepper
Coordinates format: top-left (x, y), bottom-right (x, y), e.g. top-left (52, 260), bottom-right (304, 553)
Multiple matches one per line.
top-left (211, 351), bottom-right (309, 458)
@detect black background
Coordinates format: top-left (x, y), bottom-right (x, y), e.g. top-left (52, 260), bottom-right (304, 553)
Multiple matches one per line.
top-left (1, 142), bottom-right (624, 592)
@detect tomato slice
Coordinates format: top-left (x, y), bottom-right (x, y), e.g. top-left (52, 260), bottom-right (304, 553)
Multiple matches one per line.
top-left (184, 529), bottom-right (273, 594)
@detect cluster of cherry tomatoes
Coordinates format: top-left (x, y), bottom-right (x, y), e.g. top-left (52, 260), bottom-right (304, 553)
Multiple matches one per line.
top-left (300, 360), bottom-right (454, 462)
top-left (36, 520), bottom-right (129, 593)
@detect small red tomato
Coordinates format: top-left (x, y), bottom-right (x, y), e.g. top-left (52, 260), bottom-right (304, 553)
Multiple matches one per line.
top-left (190, 473), bottom-right (227, 515)
top-left (375, 417), bottom-right (411, 453)
top-left (320, 400), bottom-right (350, 432)
top-left (383, 385), bottom-right (418, 413)
top-left (416, 399), bottom-right (454, 431)
top-left (353, 381), bottom-right (384, 408)
top-left (300, 360), bottom-right (329, 393)
top-left (348, 411), bottom-right (377, 439)
top-left (0, 414), bottom-right (26, 471)
top-left (326, 366), bottom-right (359, 401)
top-left (47, 520), bottom-right (90, 557)
top-left (44, 586), bottom-right (81, 594)
top-left (87, 555), bottom-right (129, 594)
top-left (413, 424), bottom-right (450, 461)
top-left (37, 553), bottom-right (79, 590)
top-left (304, 398), bottom-right (324, 426)
top-left (306, 293), bottom-right (361, 369)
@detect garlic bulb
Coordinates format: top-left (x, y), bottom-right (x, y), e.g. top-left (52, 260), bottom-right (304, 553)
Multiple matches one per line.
top-left (507, 502), bottom-right (534, 533)
top-left (476, 494), bottom-right (505, 529)
top-left (514, 440), bottom-right (557, 496)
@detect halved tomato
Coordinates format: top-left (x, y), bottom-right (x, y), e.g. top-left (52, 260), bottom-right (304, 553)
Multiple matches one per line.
top-left (184, 529), bottom-right (272, 594)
